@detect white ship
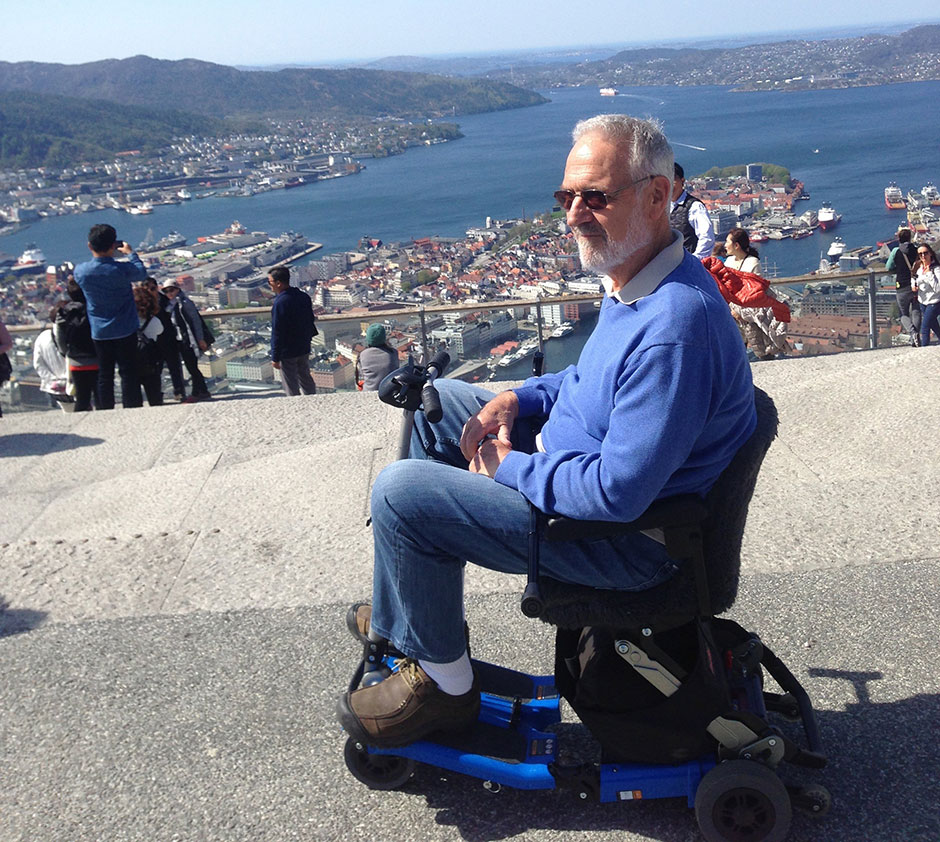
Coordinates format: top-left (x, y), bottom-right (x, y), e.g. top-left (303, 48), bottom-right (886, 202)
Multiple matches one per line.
top-left (550, 322), bottom-right (575, 338)
top-left (826, 238), bottom-right (845, 260)
top-left (922, 183), bottom-right (940, 207)
top-left (817, 203), bottom-right (841, 231)
top-left (177, 189), bottom-right (193, 200)
top-left (599, 87), bottom-right (618, 96)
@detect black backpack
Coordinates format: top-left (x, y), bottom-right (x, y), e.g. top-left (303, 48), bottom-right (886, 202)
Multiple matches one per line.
top-left (55, 303), bottom-right (95, 359)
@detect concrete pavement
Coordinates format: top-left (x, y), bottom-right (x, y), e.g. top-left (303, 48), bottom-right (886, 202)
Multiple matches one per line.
top-left (1, 347), bottom-right (939, 841)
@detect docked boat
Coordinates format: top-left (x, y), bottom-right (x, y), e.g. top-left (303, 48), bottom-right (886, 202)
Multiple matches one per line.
top-left (12, 244), bottom-right (47, 274)
top-left (599, 87), bottom-right (618, 96)
top-left (177, 189), bottom-right (193, 200)
top-left (746, 229), bottom-right (769, 243)
top-left (284, 177), bottom-right (306, 189)
top-left (827, 238), bottom-right (845, 260)
top-left (127, 203), bottom-right (153, 215)
top-left (906, 189), bottom-right (928, 210)
top-left (907, 209), bottom-right (929, 234)
top-left (885, 183), bottom-right (906, 210)
top-left (153, 230), bottom-right (186, 250)
top-left (790, 228), bottom-right (813, 240)
top-left (922, 183), bottom-right (940, 207)
top-left (550, 322), bottom-right (575, 338)
top-left (817, 203), bottom-right (841, 231)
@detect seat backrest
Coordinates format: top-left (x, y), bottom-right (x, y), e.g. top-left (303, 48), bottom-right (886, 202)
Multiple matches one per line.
top-left (699, 386), bottom-right (778, 614)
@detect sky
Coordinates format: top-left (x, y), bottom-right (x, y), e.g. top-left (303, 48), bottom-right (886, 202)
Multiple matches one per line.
top-left (0, 0), bottom-right (935, 67)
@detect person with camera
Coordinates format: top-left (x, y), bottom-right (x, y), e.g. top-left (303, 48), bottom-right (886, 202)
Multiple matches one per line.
top-left (73, 223), bottom-right (147, 409)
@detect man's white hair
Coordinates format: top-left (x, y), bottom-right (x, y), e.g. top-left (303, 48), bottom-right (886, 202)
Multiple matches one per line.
top-left (572, 114), bottom-right (674, 183)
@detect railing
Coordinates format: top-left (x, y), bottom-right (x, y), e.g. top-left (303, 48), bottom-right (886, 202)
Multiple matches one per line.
top-left (0, 268), bottom-right (901, 415)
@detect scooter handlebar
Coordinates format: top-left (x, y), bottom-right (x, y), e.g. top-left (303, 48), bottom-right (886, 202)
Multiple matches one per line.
top-left (421, 383), bottom-right (443, 424)
top-left (426, 351), bottom-right (450, 380)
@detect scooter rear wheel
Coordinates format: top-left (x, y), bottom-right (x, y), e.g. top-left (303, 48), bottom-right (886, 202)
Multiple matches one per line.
top-left (343, 737), bottom-right (416, 790)
top-left (694, 759), bottom-right (792, 842)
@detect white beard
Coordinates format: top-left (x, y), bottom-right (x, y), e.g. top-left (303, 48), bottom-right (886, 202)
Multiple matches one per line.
top-left (573, 207), bottom-right (652, 274)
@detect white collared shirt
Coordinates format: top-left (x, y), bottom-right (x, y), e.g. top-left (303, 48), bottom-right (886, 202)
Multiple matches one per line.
top-left (670, 190), bottom-right (715, 259)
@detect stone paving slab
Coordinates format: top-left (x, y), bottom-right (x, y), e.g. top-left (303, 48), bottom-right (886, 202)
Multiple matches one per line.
top-left (1, 559), bottom-right (937, 842)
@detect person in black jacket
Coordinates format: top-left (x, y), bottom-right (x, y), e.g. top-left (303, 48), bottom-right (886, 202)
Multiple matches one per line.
top-left (160, 279), bottom-right (211, 402)
top-left (268, 266), bottom-right (317, 396)
top-left (140, 278), bottom-right (185, 399)
top-left (886, 228), bottom-right (922, 345)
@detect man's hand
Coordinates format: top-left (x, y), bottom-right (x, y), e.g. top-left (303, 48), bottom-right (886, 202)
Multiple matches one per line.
top-left (460, 390), bottom-right (519, 461)
top-left (118, 242), bottom-right (133, 255)
top-left (469, 438), bottom-right (512, 478)
top-left (272, 361), bottom-right (281, 370)
top-left (198, 340), bottom-right (208, 352)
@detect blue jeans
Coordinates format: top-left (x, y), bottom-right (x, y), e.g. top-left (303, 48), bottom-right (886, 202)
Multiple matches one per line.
top-left (369, 379), bottom-right (680, 663)
top-left (920, 302), bottom-right (940, 346)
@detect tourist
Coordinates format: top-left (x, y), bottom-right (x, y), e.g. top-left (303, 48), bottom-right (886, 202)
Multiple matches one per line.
top-left (914, 244), bottom-right (940, 347)
top-left (54, 280), bottom-right (99, 412)
top-left (338, 114), bottom-right (756, 749)
top-left (355, 323), bottom-right (399, 391)
top-left (724, 228), bottom-right (762, 275)
top-left (886, 228), bottom-right (922, 346)
top-left (0, 318), bottom-right (12, 418)
top-left (140, 278), bottom-right (185, 399)
top-left (268, 266), bottom-right (318, 397)
top-left (73, 224), bottom-right (146, 410)
top-left (132, 286), bottom-right (165, 406)
top-left (33, 306), bottom-right (71, 410)
top-left (670, 163), bottom-right (714, 259)
top-left (160, 280), bottom-right (211, 402)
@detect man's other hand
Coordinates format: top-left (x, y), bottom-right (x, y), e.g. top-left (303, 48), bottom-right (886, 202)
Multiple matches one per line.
top-left (198, 340), bottom-right (208, 352)
top-left (272, 361), bottom-right (281, 370)
top-left (469, 438), bottom-right (512, 478)
top-left (117, 242), bottom-right (133, 255)
top-left (460, 390), bottom-right (519, 461)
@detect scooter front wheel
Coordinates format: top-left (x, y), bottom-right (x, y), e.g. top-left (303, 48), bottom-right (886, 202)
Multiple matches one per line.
top-left (343, 737), bottom-right (416, 790)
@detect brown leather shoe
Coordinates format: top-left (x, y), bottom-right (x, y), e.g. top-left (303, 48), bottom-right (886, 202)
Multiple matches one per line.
top-left (338, 659), bottom-right (480, 748)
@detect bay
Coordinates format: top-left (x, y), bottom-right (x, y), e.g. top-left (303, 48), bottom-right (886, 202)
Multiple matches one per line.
top-left (3, 81), bottom-right (940, 278)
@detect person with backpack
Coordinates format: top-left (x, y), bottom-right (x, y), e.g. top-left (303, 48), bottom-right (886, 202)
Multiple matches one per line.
top-left (160, 279), bottom-right (211, 402)
top-left (132, 286), bottom-right (165, 406)
top-left (54, 280), bottom-right (100, 412)
top-left (885, 227), bottom-right (922, 346)
top-left (140, 277), bottom-right (185, 400)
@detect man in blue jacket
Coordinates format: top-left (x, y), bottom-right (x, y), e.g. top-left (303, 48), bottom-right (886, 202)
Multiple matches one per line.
top-left (268, 266), bottom-right (317, 396)
top-left (73, 224), bottom-right (147, 409)
top-left (339, 115), bottom-right (757, 749)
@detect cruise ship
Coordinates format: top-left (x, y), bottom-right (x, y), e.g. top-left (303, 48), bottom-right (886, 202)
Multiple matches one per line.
top-left (817, 203), bottom-right (841, 231)
top-left (884, 183), bottom-right (906, 210)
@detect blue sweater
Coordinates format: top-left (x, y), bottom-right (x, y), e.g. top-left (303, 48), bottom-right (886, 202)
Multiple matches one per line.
top-left (495, 251), bottom-right (756, 521)
top-left (73, 254), bottom-right (147, 340)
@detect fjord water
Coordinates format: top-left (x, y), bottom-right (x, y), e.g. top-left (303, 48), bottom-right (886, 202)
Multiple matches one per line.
top-left (5, 81), bottom-right (940, 277)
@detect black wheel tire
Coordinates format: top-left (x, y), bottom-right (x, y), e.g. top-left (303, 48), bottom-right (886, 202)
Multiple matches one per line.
top-left (695, 760), bottom-right (792, 842)
top-left (343, 737), bottom-right (416, 790)
top-left (794, 784), bottom-right (832, 817)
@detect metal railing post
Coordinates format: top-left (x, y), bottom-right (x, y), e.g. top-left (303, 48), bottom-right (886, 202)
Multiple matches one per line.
top-left (533, 297), bottom-right (545, 377)
top-left (419, 307), bottom-right (429, 364)
top-left (867, 269), bottom-right (877, 349)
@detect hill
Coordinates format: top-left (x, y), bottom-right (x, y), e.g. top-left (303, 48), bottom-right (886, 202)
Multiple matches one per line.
top-left (0, 90), bottom-right (221, 168)
top-left (0, 56), bottom-right (547, 120)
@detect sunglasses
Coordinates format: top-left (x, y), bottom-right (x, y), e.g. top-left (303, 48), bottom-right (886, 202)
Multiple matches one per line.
top-left (918, 251), bottom-right (930, 257)
top-left (554, 175), bottom-right (651, 211)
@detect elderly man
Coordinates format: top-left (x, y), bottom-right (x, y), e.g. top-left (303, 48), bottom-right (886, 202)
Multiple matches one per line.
top-left (670, 162), bottom-right (715, 259)
top-left (339, 115), bottom-right (756, 748)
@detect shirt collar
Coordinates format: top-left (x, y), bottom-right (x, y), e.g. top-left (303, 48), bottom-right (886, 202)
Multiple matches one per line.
top-left (601, 229), bottom-right (685, 305)
top-left (670, 189), bottom-right (688, 211)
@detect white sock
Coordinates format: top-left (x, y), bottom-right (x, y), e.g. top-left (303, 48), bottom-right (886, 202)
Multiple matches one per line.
top-left (418, 651), bottom-right (474, 696)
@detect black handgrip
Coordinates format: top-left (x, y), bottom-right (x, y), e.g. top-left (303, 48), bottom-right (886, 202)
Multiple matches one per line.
top-left (421, 383), bottom-right (443, 424)
top-left (520, 582), bottom-right (543, 618)
top-left (426, 350), bottom-right (450, 379)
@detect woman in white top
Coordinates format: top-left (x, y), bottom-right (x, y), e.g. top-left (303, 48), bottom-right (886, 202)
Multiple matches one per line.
top-left (723, 228), bottom-right (790, 359)
top-left (724, 228), bottom-right (762, 275)
top-left (914, 243), bottom-right (940, 346)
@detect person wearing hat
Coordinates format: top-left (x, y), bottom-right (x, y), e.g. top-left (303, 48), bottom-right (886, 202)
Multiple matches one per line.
top-left (356, 324), bottom-right (399, 391)
top-left (160, 279), bottom-right (211, 401)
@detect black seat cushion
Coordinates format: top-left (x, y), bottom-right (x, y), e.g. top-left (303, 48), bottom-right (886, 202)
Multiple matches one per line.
top-left (537, 387), bottom-right (778, 629)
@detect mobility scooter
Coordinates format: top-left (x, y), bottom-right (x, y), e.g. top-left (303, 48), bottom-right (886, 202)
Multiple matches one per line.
top-left (340, 354), bottom-right (830, 842)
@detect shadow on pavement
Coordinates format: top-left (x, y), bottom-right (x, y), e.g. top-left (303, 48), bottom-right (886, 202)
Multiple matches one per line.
top-left (0, 432), bottom-right (104, 457)
top-left (0, 597), bottom-right (47, 638)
